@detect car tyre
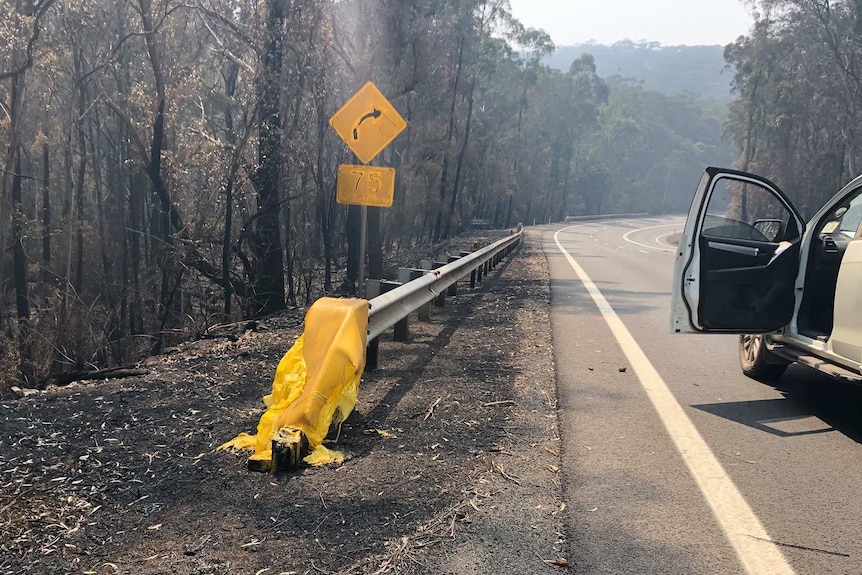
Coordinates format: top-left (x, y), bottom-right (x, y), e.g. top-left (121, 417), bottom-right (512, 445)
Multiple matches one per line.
top-left (739, 334), bottom-right (788, 381)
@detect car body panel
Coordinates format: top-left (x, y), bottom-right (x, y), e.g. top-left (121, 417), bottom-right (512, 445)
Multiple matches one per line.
top-left (788, 174), bottom-right (862, 338)
top-left (830, 240), bottom-right (862, 365)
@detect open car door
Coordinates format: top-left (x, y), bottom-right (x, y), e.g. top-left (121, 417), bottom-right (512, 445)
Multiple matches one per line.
top-left (671, 167), bottom-right (806, 334)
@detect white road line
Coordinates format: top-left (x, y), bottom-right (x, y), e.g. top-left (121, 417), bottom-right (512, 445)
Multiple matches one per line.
top-left (622, 222), bottom-right (681, 252)
top-left (554, 225), bottom-right (796, 575)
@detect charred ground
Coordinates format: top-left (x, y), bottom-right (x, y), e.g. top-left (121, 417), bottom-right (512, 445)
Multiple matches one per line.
top-left (0, 231), bottom-right (565, 575)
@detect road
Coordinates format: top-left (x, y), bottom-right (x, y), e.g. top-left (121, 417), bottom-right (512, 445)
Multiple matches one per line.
top-left (544, 217), bottom-right (862, 575)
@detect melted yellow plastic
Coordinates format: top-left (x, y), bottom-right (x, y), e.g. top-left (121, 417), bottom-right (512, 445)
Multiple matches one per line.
top-left (220, 297), bottom-right (368, 468)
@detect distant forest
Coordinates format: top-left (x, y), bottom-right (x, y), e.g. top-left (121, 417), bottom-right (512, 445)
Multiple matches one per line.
top-left (547, 41), bottom-right (733, 102)
top-left (2, 0), bottom-right (857, 388)
top-left (544, 41), bottom-right (736, 219)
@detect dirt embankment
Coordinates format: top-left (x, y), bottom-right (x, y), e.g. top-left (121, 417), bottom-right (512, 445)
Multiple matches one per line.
top-left (0, 231), bottom-right (565, 575)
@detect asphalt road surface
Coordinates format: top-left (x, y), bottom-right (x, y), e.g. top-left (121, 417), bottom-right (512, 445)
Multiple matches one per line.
top-left (543, 217), bottom-right (862, 575)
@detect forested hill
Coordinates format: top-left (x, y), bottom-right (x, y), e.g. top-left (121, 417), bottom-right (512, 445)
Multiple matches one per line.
top-left (546, 42), bottom-right (733, 101)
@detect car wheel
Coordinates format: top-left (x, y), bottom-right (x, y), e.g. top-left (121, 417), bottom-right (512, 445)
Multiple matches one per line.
top-left (739, 334), bottom-right (789, 381)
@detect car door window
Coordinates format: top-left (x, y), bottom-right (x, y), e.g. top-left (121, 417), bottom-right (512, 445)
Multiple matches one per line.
top-left (837, 198), bottom-right (862, 238)
top-left (703, 177), bottom-right (795, 242)
top-left (812, 189), bottom-right (862, 240)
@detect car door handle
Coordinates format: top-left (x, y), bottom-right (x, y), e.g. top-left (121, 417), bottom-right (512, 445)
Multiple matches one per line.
top-left (824, 237), bottom-right (839, 253)
top-left (707, 241), bottom-right (760, 257)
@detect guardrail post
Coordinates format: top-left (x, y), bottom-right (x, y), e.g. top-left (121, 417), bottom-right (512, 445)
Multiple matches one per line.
top-left (366, 280), bottom-right (402, 369)
top-left (419, 260), bottom-right (433, 320)
top-left (432, 260), bottom-right (447, 306)
top-left (396, 268), bottom-right (423, 340)
top-left (446, 255), bottom-right (459, 296)
top-left (460, 251), bottom-right (476, 288)
top-left (365, 280), bottom-right (381, 370)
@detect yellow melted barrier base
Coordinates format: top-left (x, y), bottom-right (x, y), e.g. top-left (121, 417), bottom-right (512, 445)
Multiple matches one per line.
top-left (219, 297), bottom-right (368, 471)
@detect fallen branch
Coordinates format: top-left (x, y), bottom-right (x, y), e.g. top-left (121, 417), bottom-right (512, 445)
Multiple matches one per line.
top-left (534, 551), bottom-right (569, 569)
top-left (423, 397), bottom-right (442, 422)
top-left (202, 320), bottom-right (259, 338)
top-left (483, 400), bottom-right (517, 407)
top-left (494, 462), bottom-right (521, 485)
top-left (44, 367), bottom-right (149, 387)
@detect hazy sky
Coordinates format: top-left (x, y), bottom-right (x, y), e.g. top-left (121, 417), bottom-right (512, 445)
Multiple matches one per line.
top-left (507, 0), bottom-right (755, 46)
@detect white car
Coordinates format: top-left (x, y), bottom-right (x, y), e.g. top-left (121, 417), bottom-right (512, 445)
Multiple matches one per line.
top-left (671, 167), bottom-right (862, 383)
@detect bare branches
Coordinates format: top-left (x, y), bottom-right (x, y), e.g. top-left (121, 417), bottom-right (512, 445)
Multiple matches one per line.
top-left (327, 6), bottom-right (357, 80)
top-left (187, 0), bottom-right (261, 57)
top-left (0, 169), bottom-right (45, 183)
top-left (101, 97), bottom-right (149, 164)
top-left (138, 0), bottom-right (166, 103)
top-left (0, 0), bottom-right (58, 82)
top-left (197, 11), bottom-right (255, 74)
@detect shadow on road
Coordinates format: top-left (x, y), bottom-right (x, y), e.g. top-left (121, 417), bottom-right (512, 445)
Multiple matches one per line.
top-left (550, 276), bottom-right (669, 316)
top-left (694, 365), bottom-right (862, 443)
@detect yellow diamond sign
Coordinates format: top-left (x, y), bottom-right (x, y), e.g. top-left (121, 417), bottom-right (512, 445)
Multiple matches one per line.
top-left (337, 165), bottom-right (396, 207)
top-left (329, 82), bottom-right (407, 165)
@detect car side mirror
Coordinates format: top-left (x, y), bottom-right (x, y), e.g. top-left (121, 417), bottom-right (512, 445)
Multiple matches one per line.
top-left (753, 219), bottom-right (786, 242)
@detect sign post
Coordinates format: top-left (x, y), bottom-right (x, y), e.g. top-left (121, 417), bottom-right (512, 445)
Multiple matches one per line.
top-left (329, 82), bottom-right (407, 292)
top-left (358, 205), bottom-right (367, 288)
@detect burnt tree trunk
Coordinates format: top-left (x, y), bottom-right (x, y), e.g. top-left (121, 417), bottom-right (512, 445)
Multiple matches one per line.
top-left (313, 95), bottom-right (333, 293)
top-left (138, 0), bottom-right (182, 352)
top-left (222, 62), bottom-right (239, 320)
top-left (73, 118), bottom-right (86, 293)
top-left (444, 73), bottom-right (477, 239)
top-left (252, 0), bottom-right (286, 315)
top-left (433, 36), bottom-right (464, 243)
top-left (12, 151), bottom-right (32, 384)
top-left (42, 143), bottom-right (50, 265)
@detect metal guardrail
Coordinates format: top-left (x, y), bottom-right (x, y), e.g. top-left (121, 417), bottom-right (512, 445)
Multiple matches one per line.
top-left (367, 226), bottom-right (523, 341)
top-left (563, 212), bottom-right (649, 222)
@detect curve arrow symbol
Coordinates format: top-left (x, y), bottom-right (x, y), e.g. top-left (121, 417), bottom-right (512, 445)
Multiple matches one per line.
top-left (353, 107), bottom-right (382, 140)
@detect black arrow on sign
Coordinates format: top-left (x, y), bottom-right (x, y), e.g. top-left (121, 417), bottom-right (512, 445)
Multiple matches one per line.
top-left (353, 108), bottom-right (382, 140)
